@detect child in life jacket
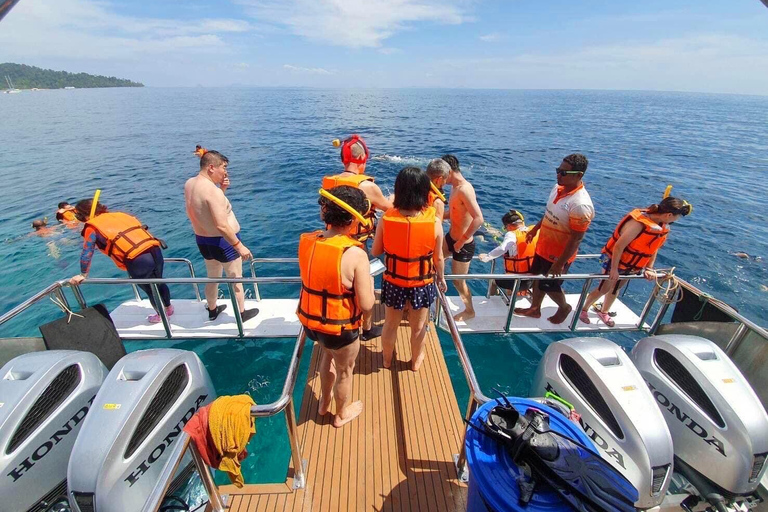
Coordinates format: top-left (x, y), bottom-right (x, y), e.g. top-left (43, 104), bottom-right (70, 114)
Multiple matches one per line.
top-left (479, 209), bottom-right (538, 296)
top-left (579, 196), bottom-right (692, 327)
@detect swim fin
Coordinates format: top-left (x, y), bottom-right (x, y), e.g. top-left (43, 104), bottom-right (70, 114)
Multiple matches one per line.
top-left (483, 404), bottom-right (638, 512)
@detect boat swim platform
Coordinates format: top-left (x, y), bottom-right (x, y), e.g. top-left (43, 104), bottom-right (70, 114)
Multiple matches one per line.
top-left (221, 305), bottom-right (468, 511)
top-left (439, 294), bottom-right (649, 334)
top-left (112, 299), bottom-right (301, 339)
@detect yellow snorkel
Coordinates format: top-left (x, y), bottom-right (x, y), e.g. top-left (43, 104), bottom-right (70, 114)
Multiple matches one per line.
top-left (429, 182), bottom-right (446, 202)
top-left (332, 139), bottom-right (341, 148)
top-left (318, 189), bottom-right (372, 229)
top-left (663, 184), bottom-right (673, 199)
top-left (89, 189), bottom-right (101, 219)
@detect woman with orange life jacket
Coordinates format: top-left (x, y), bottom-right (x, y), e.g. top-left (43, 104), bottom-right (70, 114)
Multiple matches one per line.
top-left (579, 196), bottom-right (692, 327)
top-left (425, 158), bottom-right (449, 222)
top-left (479, 209), bottom-right (538, 295)
top-left (68, 199), bottom-right (174, 324)
top-left (371, 167), bottom-right (447, 372)
top-left (322, 134), bottom-right (393, 243)
top-left (297, 185), bottom-right (375, 428)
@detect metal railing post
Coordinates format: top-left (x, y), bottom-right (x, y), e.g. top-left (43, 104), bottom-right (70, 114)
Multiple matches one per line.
top-left (52, 287), bottom-right (71, 311)
top-left (636, 283), bottom-right (658, 330)
top-left (249, 261), bottom-right (262, 301)
top-left (285, 399), bottom-right (306, 489)
top-left (455, 397), bottom-right (478, 482)
top-left (504, 279), bottom-right (521, 333)
top-left (141, 434), bottom-right (192, 512)
top-left (190, 442), bottom-right (226, 512)
top-left (71, 284), bottom-right (87, 309)
top-left (725, 323), bottom-right (750, 356)
top-left (649, 299), bottom-right (672, 335)
top-left (150, 284), bottom-right (173, 339)
top-left (132, 284), bottom-right (142, 301)
top-left (569, 278), bottom-right (593, 332)
top-left (227, 283), bottom-right (244, 337)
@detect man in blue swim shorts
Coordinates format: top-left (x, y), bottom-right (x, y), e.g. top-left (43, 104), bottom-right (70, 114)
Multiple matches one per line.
top-left (185, 150), bottom-right (258, 322)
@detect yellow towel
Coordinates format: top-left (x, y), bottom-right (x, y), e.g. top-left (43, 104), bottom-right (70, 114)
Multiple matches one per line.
top-left (208, 394), bottom-right (256, 487)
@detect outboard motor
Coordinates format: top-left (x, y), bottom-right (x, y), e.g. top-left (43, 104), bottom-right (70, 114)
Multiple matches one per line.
top-left (531, 337), bottom-right (674, 509)
top-left (0, 351), bottom-right (107, 512)
top-left (631, 335), bottom-right (768, 509)
top-left (67, 349), bottom-right (215, 512)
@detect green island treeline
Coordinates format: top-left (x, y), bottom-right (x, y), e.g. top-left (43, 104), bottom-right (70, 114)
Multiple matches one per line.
top-left (1, 63), bottom-right (143, 89)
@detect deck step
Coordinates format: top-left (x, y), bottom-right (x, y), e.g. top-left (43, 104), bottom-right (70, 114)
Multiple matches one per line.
top-left (439, 294), bottom-right (647, 333)
top-left (111, 299), bottom-right (301, 339)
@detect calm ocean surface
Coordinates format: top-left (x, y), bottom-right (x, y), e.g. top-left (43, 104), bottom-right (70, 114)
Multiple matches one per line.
top-left (1, 88), bottom-right (767, 485)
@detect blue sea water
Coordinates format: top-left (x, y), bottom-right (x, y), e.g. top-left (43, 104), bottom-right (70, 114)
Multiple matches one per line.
top-left (1, 87), bottom-right (767, 485)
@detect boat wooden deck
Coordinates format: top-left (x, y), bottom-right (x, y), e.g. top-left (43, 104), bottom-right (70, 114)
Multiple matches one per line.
top-left (222, 307), bottom-right (468, 511)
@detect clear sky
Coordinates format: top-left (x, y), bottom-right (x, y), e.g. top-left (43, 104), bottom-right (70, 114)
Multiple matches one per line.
top-left (2, 0), bottom-right (768, 94)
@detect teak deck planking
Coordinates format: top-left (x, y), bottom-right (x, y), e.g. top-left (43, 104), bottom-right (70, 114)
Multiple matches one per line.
top-left (223, 306), bottom-right (468, 511)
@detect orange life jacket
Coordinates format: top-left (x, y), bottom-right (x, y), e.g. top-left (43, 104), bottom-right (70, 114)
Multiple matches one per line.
top-left (382, 207), bottom-right (436, 288)
top-left (602, 209), bottom-right (669, 273)
top-left (503, 226), bottom-right (538, 274)
top-left (322, 173), bottom-right (376, 242)
top-left (56, 209), bottom-right (77, 222)
top-left (297, 232), bottom-right (363, 335)
top-left (83, 212), bottom-right (161, 270)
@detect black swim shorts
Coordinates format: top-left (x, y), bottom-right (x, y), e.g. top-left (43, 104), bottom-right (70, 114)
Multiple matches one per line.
top-left (445, 232), bottom-right (476, 263)
top-left (305, 328), bottom-right (359, 351)
top-left (530, 254), bottom-right (571, 293)
top-left (196, 233), bottom-right (241, 263)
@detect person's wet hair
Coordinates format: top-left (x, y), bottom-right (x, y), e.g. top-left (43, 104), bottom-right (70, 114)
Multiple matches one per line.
top-left (393, 167), bottom-right (430, 211)
top-left (74, 199), bottom-right (108, 221)
top-left (502, 209), bottom-right (524, 226)
top-left (200, 150), bottom-right (229, 170)
top-left (58, 201), bottom-right (70, 209)
top-left (441, 154), bottom-right (460, 173)
top-left (563, 153), bottom-right (588, 173)
top-left (319, 186), bottom-right (368, 227)
top-left (426, 158), bottom-right (450, 180)
top-left (32, 219), bottom-right (47, 229)
top-left (648, 196), bottom-right (692, 216)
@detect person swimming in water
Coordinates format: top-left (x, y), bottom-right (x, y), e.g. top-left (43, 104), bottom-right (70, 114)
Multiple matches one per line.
top-left (194, 145), bottom-right (207, 158)
top-left (31, 218), bottom-right (55, 237)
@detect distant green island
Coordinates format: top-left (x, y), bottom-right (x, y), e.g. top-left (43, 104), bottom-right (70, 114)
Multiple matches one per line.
top-left (1, 63), bottom-right (143, 89)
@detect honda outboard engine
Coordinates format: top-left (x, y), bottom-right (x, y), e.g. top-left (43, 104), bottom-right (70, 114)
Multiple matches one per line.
top-left (631, 335), bottom-right (768, 508)
top-left (531, 337), bottom-right (674, 509)
top-left (67, 349), bottom-right (215, 512)
top-left (0, 351), bottom-right (107, 512)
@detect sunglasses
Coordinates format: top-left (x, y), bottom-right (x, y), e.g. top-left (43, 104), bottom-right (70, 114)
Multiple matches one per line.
top-left (555, 167), bottom-right (583, 177)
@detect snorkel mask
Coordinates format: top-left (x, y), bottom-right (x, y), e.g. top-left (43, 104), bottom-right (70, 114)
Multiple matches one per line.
top-left (318, 189), bottom-right (373, 230)
top-left (334, 134), bottom-right (370, 166)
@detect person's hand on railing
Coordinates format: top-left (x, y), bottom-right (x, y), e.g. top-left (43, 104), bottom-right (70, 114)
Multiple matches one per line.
top-left (437, 277), bottom-right (448, 293)
top-left (69, 274), bottom-right (86, 286)
top-left (549, 260), bottom-right (566, 277)
top-left (609, 268), bottom-right (620, 283)
top-left (643, 268), bottom-right (659, 280)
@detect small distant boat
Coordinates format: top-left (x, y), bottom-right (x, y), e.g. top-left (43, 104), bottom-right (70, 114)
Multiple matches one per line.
top-left (64, 86), bottom-right (76, 90)
top-left (3, 75), bottom-right (21, 94)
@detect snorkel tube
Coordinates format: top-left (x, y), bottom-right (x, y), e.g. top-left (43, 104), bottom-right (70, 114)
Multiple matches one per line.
top-left (429, 182), bottom-right (446, 202)
top-left (89, 189), bottom-right (101, 219)
top-left (318, 188), bottom-right (372, 230)
top-left (662, 185), bottom-right (693, 215)
top-left (333, 135), bottom-right (370, 166)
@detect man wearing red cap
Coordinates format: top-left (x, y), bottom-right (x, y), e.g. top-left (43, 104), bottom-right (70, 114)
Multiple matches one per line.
top-left (322, 134), bottom-right (391, 341)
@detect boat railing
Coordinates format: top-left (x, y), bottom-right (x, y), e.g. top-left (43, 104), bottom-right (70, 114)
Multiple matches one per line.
top-left (248, 257), bottom-right (299, 301)
top-left (143, 328), bottom-right (309, 512)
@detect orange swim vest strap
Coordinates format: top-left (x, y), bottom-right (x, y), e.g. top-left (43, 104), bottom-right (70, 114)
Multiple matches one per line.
top-left (503, 226), bottom-right (538, 274)
top-left (85, 212), bottom-right (161, 270)
top-left (382, 207), bottom-right (436, 288)
top-left (297, 232), bottom-right (363, 335)
top-left (602, 209), bottom-right (669, 273)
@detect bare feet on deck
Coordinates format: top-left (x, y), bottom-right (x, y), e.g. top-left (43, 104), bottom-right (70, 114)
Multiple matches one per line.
top-left (333, 400), bottom-right (363, 428)
top-left (514, 307), bottom-right (541, 318)
top-left (454, 310), bottom-right (475, 322)
top-left (411, 352), bottom-right (426, 372)
top-left (318, 393), bottom-right (333, 416)
top-left (548, 304), bottom-right (572, 324)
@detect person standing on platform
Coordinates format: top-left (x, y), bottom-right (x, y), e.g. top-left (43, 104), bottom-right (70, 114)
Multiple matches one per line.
top-left (478, 209), bottom-right (538, 296)
top-left (68, 199), bottom-right (173, 324)
top-left (185, 150), bottom-right (258, 322)
top-left (297, 186), bottom-right (375, 427)
top-left (372, 167), bottom-right (447, 371)
top-left (322, 134), bottom-right (390, 340)
top-left (514, 153), bottom-right (595, 324)
top-left (425, 158), bottom-right (450, 222)
top-left (442, 154), bottom-right (484, 322)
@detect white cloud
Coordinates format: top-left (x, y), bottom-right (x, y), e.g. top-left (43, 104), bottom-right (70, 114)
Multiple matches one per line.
top-left (283, 64), bottom-right (333, 75)
top-left (238, 0), bottom-right (468, 47)
top-left (479, 32), bottom-right (504, 43)
top-left (0, 0), bottom-right (249, 60)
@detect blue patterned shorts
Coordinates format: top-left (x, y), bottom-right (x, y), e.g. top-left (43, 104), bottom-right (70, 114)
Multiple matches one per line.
top-left (382, 281), bottom-right (437, 310)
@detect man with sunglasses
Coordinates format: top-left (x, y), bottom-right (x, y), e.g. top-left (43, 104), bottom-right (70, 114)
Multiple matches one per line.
top-left (514, 154), bottom-right (594, 324)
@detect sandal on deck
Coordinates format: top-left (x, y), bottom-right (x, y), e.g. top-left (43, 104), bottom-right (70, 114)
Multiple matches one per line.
top-left (595, 311), bottom-right (615, 327)
top-left (578, 311), bottom-right (590, 324)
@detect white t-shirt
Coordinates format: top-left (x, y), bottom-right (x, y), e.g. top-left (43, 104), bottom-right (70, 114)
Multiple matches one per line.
top-left (487, 229), bottom-right (520, 259)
